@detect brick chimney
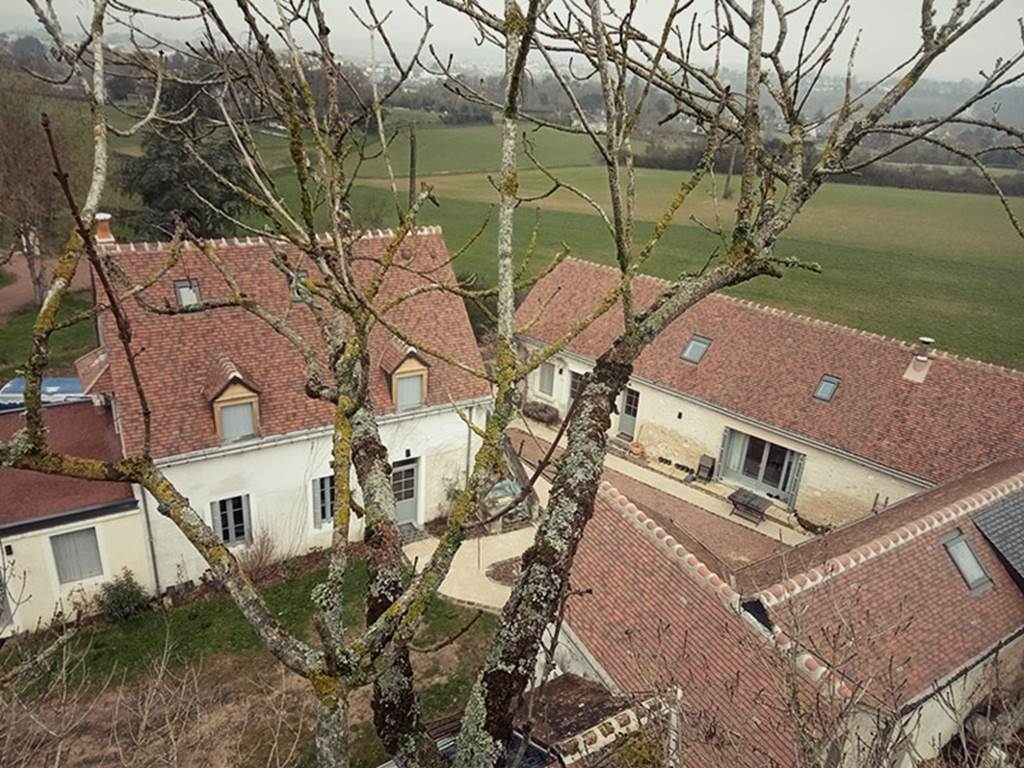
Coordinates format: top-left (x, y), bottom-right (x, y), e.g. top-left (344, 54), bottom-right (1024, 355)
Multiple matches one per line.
top-left (94, 212), bottom-right (115, 243)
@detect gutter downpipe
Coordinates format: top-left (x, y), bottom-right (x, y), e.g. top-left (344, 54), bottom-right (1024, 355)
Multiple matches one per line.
top-left (138, 487), bottom-right (162, 595)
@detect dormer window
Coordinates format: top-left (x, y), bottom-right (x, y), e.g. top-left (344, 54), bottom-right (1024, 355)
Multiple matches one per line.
top-left (813, 374), bottom-right (841, 402)
top-left (380, 336), bottom-right (429, 413)
top-left (681, 335), bottom-right (711, 364)
top-left (205, 355), bottom-right (260, 444)
top-left (174, 279), bottom-right (201, 309)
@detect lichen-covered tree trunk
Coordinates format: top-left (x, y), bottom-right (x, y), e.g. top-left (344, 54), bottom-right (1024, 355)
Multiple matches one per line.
top-left (453, 260), bottom-right (779, 767)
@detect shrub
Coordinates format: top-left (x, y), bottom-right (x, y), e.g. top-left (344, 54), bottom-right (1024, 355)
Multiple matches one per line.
top-left (237, 529), bottom-right (278, 584)
top-left (523, 400), bottom-right (560, 425)
top-left (96, 569), bottom-right (149, 623)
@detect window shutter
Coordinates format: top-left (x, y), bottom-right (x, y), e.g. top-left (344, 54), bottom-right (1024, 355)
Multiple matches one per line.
top-left (715, 428), bottom-right (731, 480)
top-left (786, 454), bottom-right (806, 511)
top-left (242, 495), bottom-right (253, 544)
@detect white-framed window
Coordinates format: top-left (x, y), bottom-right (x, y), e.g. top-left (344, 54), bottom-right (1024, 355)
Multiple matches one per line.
top-left (51, 527), bottom-right (103, 584)
top-left (944, 530), bottom-right (992, 592)
top-left (174, 279), bottom-right (201, 309)
top-left (220, 401), bottom-right (256, 442)
top-left (314, 475), bottom-right (335, 527)
top-left (396, 373), bottom-right (424, 411)
top-left (538, 362), bottom-right (555, 396)
top-left (720, 428), bottom-right (803, 503)
top-left (213, 494), bottom-right (251, 545)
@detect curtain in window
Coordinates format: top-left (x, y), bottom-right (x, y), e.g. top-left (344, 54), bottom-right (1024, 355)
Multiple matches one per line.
top-left (51, 528), bottom-right (103, 584)
top-left (396, 375), bottom-right (423, 410)
top-left (221, 402), bottom-right (255, 441)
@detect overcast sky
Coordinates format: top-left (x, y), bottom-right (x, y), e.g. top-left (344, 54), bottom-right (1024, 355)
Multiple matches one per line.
top-left (2, 0), bottom-right (1021, 80)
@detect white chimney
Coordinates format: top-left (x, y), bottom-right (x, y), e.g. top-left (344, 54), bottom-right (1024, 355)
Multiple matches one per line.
top-left (94, 212), bottom-right (115, 243)
top-left (904, 336), bottom-right (936, 383)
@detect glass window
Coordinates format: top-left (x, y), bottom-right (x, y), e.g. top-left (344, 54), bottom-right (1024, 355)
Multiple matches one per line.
top-left (814, 374), bottom-right (841, 402)
top-left (945, 532), bottom-right (991, 591)
top-left (221, 401), bottom-right (255, 442)
top-left (392, 465), bottom-right (416, 502)
top-left (314, 475), bottom-right (335, 527)
top-left (742, 436), bottom-right (767, 479)
top-left (538, 362), bottom-right (555, 396)
top-left (174, 279), bottom-right (201, 308)
top-left (51, 528), bottom-right (103, 584)
top-left (396, 374), bottom-right (423, 411)
top-left (214, 495), bottom-right (250, 545)
top-left (681, 335), bottom-right (711, 364)
top-left (721, 428), bottom-right (803, 501)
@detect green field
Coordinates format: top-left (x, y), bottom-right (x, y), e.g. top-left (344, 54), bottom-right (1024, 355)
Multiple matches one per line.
top-left (264, 149), bottom-right (1024, 367)
top-left (16, 94), bottom-right (1022, 370)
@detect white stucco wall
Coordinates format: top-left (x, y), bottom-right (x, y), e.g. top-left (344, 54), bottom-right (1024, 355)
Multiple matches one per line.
top-left (1, 508), bottom-right (155, 636)
top-left (525, 346), bottom-right (925, 526)
top-left (142, 402), bottom-right (486, 590)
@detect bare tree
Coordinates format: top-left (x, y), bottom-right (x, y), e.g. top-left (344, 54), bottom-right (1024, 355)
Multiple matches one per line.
top-left (0, 73), bottom-right (91, 305)
top-left (1, 2), bottom-right (1021, 768)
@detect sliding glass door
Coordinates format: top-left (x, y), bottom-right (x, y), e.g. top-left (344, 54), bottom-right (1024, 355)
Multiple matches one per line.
top-left (720, 428), bottom-right (803, 505)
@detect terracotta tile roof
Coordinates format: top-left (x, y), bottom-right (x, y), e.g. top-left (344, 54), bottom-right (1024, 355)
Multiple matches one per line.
top-left (201, 354), bottom-right (259, 402)
top-left (74, 347), bottom-right (110, 394)
top-left (755, 468), bottom-right (1024, 705)
top-left (0, 402), bottom-right (135, 528)
top-left (567, 486), bottom-right (800, 767)
top-left (516, 258), bottom-right (1024, 482)
top-left (569, 466), bottom-right (1024, 765)
top-left (90, 229), bottom-right (490, 458)
top-left (734, 455), bottom-right (1024, 593)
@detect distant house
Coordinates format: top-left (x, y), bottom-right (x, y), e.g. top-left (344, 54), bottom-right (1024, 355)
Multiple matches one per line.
top-left (0, 401), bottom-right (147, 637)
top-left (554, 458), bottom-right (1024, 766)
top-left (76, 224), bottom-right (491, 595)
top-left (515, 258), bottom-right (1024, 527)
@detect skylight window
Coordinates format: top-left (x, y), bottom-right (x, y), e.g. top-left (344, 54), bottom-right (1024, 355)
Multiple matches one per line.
top-left (681, 335), bottom-right (711, 365)
top-left (174, 279), bottom-right (201, 309)
top-left (944, 530), bottom-right (992, 592)
top-left (813, 374), bottom-right (841, 402)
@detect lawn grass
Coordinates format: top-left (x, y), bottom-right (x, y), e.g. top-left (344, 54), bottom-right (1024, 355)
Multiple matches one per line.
top-left (6, 557), bottom-right (497, 767)
top-left (0, 291), bottom-right (97, 382)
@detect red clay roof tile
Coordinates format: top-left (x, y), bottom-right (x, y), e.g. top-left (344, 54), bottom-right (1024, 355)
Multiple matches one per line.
top-left (0, 402), bottom-right (134, 527)
top-left (516, 258), bottom-right (1024, 482)
top-left (91, 230), bottom-right (490, 458)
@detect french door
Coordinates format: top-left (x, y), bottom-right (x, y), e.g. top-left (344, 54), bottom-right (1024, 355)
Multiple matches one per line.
top-left (720, 428), bottom-right (803, 505)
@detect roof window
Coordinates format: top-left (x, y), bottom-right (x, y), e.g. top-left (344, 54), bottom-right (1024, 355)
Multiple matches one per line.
top-left (174, 279), bottom-right (201, 309)
top-left (813, 374), bottom-right (841, 402)
top-left (944, 530), bottom-right (992, 592)
top-left (681, 335), bottom-right (711, 365)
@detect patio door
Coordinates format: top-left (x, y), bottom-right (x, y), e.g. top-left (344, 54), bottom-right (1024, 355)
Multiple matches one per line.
top-left (619, 387), bottom-right (640, 439)
top-left (392, 458), bottom-right (419, 526)
top-left (719, 428), bottom-right (803, 505)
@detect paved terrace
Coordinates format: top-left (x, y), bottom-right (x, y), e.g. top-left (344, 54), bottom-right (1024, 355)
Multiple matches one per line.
top-left (508, 424), bottom-right (800, 578)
